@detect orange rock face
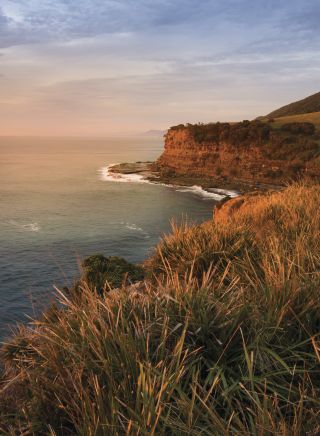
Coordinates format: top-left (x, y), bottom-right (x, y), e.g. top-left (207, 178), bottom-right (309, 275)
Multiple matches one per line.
top-left (155, 122), bottom-right (320, 184)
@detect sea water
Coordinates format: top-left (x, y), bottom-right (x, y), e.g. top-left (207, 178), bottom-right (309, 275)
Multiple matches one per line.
top-left (0, 136), bottom-right (231, 339)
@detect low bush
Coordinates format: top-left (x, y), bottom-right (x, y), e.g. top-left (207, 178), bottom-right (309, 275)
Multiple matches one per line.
top-left (281, 122), bottom-right (316, 135)
top-left (82, 254), bottom-right (145, 291)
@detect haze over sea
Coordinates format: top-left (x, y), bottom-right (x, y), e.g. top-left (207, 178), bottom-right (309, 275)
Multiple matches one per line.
top-left (0, 136), bottom-right (222, 339)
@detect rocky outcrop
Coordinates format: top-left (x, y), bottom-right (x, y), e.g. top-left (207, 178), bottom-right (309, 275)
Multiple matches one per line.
top-left (155, 121), bottom-right (320, 185)
top-left (213, 192), bottom-right (262, 222)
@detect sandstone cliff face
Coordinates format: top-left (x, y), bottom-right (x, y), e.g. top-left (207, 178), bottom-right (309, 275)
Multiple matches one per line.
top-left (156, 122), bottom-right (320, 184)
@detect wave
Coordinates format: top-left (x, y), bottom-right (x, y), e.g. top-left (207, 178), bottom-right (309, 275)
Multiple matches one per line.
top-left (99, 164), bottom-right (149, 184)
top-left (175, 185), bottom-right (226, 200)
top-left (209, 188), bottom-right (239, 198)
top-left (124, 223), bottom-right (144, 232)
top-left (8, 220), bottom-right (41, 232)
top-left (99, 164), bottom-right (239, 200)
top-left (120, 221), bottom-right (150, 238)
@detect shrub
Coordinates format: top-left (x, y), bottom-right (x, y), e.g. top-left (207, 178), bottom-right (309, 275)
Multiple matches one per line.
top-left (82, 254), bottom-right (145, 291)
top-left (281, 122), bottom-right (316, 135)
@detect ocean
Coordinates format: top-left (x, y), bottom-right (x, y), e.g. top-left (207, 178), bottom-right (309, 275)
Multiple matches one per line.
top-left (0, 136), bottom-right (227, 339)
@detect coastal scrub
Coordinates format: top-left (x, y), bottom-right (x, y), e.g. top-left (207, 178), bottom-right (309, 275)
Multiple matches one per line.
top-left (1, 182), bottom-right (320, 434)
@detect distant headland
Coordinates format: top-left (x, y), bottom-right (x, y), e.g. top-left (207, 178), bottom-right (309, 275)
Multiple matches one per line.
top-left (110, 92), bottom-right (320, 194)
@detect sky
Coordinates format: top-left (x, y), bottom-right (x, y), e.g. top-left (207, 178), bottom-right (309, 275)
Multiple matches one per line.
top-left (0, 0), bottom-right (319, 136)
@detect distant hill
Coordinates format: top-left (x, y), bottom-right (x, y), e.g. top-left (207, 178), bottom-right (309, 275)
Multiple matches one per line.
top-left (142, 130), bottom-right (166, 137)
top-left (267, 91), bottom-right (320, 118)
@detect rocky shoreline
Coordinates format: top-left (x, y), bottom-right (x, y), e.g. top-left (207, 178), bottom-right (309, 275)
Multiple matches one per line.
top-left (108, 161), bottom-right (283, 197)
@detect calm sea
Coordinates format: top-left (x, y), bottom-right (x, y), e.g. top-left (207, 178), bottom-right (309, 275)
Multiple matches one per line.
top-left (0, 136), bottom-right (221, 339)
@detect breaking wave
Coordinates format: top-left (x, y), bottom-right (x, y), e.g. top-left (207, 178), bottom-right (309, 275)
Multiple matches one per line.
top-left (98, 165), bottom-right (149, 184)
top-left (99, 164), bottom-right (239, 200)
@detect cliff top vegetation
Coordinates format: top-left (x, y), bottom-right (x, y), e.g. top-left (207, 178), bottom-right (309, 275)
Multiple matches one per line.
top-left (167, 120), bottom-right (320, 166)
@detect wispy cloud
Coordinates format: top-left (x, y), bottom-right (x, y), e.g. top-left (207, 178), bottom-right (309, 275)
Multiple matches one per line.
top-left (0, 0), bottom-right (319, 135)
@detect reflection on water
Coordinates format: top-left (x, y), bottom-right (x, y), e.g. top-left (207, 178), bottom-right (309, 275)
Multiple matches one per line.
top-left (0, 136), bottom-right (218, 338)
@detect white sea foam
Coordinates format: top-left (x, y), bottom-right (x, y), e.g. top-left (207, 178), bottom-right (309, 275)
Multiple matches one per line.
top-left (210, 188), bottom-right (239, 198)
top-left (99, 164), bottom-right (149, 184)
top-left (99, 164), bottom-right (239, 201)
top-left (176, 185), bottom-right (226, 200)
top-left (9, 220), bottom-right (41, 232)
top-left (119, 221), bottom-right (150, 238)
top-left (125, 223), bottom-right (144, 232)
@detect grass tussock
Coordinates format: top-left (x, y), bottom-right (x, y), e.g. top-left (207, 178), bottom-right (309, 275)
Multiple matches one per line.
top-left (1, 182), bottom-right (320, 435)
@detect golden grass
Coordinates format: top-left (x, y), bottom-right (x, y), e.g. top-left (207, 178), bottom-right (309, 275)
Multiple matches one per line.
top-left (1, 182), bottom-right (320, 434)
top-left (272, 111), bottom-right (320, 129)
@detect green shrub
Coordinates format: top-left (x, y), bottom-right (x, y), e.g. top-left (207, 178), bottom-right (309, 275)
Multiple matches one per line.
top-left (82, 254), bottom-right (145, 291)
top-left (281, 122), bottom-right (316, 135)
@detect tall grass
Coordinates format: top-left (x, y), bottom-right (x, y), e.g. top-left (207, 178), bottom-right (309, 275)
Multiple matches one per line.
top-left (1, 182), bottom-right (320, 435)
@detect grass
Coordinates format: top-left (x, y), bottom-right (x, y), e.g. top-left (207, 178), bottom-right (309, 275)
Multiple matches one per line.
top-left (0, 182), bottom-right (320, 435)
top-left (269, 112), bottom-right (320, 130)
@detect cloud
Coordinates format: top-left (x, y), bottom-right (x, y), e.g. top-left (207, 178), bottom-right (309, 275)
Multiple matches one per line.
top-left (0, 0), bottom-right (319, 134)
top-left (1, 0), bottom-right (313, 47)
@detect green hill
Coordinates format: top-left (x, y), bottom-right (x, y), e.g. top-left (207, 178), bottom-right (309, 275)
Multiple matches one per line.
top-left (267, 91), bottom-right (320, 118)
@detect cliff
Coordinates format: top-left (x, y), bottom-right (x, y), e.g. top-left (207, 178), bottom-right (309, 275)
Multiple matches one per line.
top-left (155, 120), bottom-right (320, 185)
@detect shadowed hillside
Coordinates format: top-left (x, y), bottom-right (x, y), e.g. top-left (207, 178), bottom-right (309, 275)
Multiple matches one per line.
top-left (267, 91), bottom-right (320, 118)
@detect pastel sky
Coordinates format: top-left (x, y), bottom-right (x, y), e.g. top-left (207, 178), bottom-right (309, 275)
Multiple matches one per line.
top-left (0, 0), bottom-right (319, 136)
